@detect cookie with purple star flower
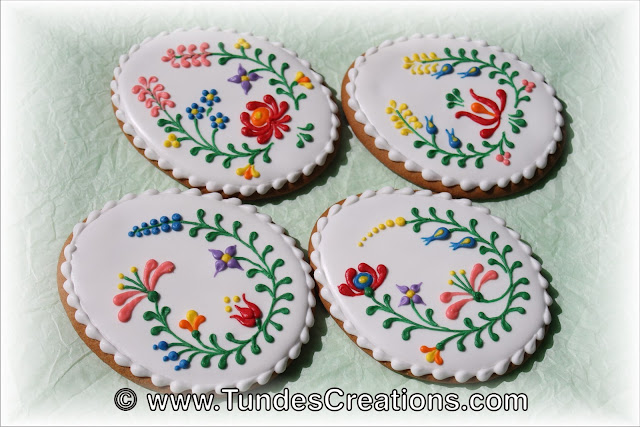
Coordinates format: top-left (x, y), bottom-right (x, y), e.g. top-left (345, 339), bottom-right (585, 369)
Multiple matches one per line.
top-left (58, 188), bottom-right (315, 393)
top-left (309, 187), bottom-right (553, 383)
top-left (341, 34), bottom-right (565, 199)
top-left (111, 28), bottom-right (340, 200)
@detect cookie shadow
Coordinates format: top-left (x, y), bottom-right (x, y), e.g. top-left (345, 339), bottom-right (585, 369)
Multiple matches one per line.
top-left (404, 248), bottom-right (561, 390)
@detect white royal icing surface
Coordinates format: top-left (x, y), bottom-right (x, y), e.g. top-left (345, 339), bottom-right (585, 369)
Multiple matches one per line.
top-left (310, 187), bottom-right (552, 382)
top-left (345, 34), bottom-right (564, 192)
top-left (60, 188), bottom-right (315, 393)
top-left (112, 28), bottom-right (339, 197)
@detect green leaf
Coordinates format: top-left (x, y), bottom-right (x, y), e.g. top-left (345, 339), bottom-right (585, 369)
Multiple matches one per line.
top-left (474, 331), bottom-right (484, 348)
top-left (271, 321), bottom-right (283, 331)
top-left (274, 307), bottom-right (291, 315)
top-left (275, 87), bottom-right (286, 95)
top-left (157, 118), bottom-right (173, 127)
top-left (509, 306), bottom-right (526, 315)
top-left (205, 153), bottom-right (216, 163)
top-left (520, 95), bottom-right (531, 103)
top-left (263, 330), bottom-right (275, 343)
top-left (457, 157), bottom-right (467, 168)
top-left (201, 354), bottom-right (212, 368)
top-left (218, 353), bottom-right (229, 369)
top-left (446, 102), bottom-right (457, 109)
top-left (487, 258), bottom-right (500, 266)
top-left (298, 123), bottom-right (314, 131)
top-left (511, 260), bottom-right (523, 271)
top-left (501, 317), bottom-right (512, 332)
top-left (276, 276), bottom-right (292, 287)
top-left (510, 124), bottom-right (520, 134)
top-left (150, 326), bottom-right (165, 336)
top-left (477, 311), bottom-right (489, 321)
top-left (513, 118), bottom-right (527, 127)
top-left (510, 71), bottom-right (520, 79)
top-left (254, 48), bottom-right (263, 57)
top-left (188, 227), bottom-right (199, 237)
top-left (501, 62), bottom-right (511, 71)
top-left (277, 293), bottom-right (294, 302)
top-left (205, 231), bottom-right (217, 242)
top-left (205, 107), bottom-right (212, 117)
top-left (262, 245), bottom-right (274, 258)
top-left (466, 143), bottom-right (476, 151)
top-left (443, 47), bottom-right (452, 56)
top-left (456, 336), bottom-right (467, 352)
top-left (262, 147), bottom-right (272, 163)
top-left (255, 283), bottom-right (272, 294)
top-left (143, 311), bottom-right (157, 321)
top-left (271, 258), bottom-right (285, 272)
top-left (382, 317), bottom-right (400, 329)
top-left (268, 78), bottom-right (281, 86)
top-left (218, 57), bottom-right (231, 66)
top-left (251, 341), bottom-right (261, 355)
top-left (513, 277), bottom-right (530, 287)
top-left (474, 157), bottom-right (484, 168)
top-left (441, 156), bottom-right (451, 166)
top-left (234, 351), bottom-right (246, 365)
top-left (498, 78), bottom-right (509, 85)
top-left (469, 218), bottom-right (478, 233)
top-left (366, 305), bottom-right (380, 316)
top-left (296, 138), bottom-right (304, 148)
top-left (246, 269), bottom-right (261, 278)
top-left (490, 231), bottom-right (499, 244)
top-left (510, 109), bottom-right (524, 118)
top-left (426, 149), bottom-right (437, 158)
top-left (488, 70), bottom-right (499, 79)
top-left (163, 126), bottom-right (180, 133)
top-left (161, 306), bottom-right (171, 318)
top-left (512, 292), bottom-right (530, 302)
top-left (425, 308), bottom-right (436, 325)
top-left (382, 293), bottom-right (391, 307)
top-left (401, 326), bottom-right (418, 341)
top-left (453, 88), bottom-right (461, 96)
top-left (463, 317), bottom-right (475, 329)
top-left (267, 53), bottom-right (276, 64)
top-left (445, 93), bottom-right (455, 101)
top-left (458, 48), bottom-right (466, 57)
top-left (190, 147), bottom-right (202, 156)
top-left (446, 209), bottom-right (456, 223)
top-left (488, 325), bottom-right (500, 342)
top-left (209, 333), bottom-right (219, 349)
top-left (479, 246), bottom-right (491, 255)
top-left (504, 137), bottom-right (515, 149)
top-left (301, 133), bottom-right (313, 142)
top-left (428, 206), bottom-right (437, 218)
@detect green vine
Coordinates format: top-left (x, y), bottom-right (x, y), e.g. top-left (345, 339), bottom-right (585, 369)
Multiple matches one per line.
top-left (206, 43), bottom-right (306, 110)
top-left (123, 209), bottom-right (293, 369)
top-left (295, 123), bottom-right (314, 148)
top-left (157, 113), bottom-right (273, 168)
top-left (363, 207), bottom-right (530, 352)
top-left (393, 107), bottom-right (514, 168)
top-left (445, 88), bottom-right (464, 109)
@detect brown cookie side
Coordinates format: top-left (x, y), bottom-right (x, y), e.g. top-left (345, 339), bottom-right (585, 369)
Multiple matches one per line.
top-left (307, 193), bottom-right (548, 384)
top-left (341, 62), bottom-right (564, 200)
top-left (111, 84), bottom-right (339, 201)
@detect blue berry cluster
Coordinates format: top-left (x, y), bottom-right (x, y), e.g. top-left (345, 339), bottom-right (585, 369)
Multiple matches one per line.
top-left (128, 213), bottom-right (183, 237)
top-left (153, 340), bottom-right (191, 371)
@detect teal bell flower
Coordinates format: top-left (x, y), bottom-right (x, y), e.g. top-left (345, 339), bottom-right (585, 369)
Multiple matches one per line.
top-left (431, 63), bottom-right (454, 79)
top-left (446, 129), bottom-right (462, 149)
top-left (450, 237), bottom-right (476, 250)
top-left (457, 66), bottom-right (481, 78)
top-left (422, 227), bottom-right (450, 245)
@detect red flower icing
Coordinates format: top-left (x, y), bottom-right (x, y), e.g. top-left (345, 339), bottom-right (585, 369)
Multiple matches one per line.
top-left (230, 293), bottom-right (263, 327)
top-left (454, 89), bottom-right (507, 139)
top-left (338, 263), bottom-right (388, 297)
top-left (240, 95), bottom-right (291, 144)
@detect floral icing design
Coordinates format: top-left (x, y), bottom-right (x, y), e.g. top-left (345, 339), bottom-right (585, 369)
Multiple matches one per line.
top-left (228, 63), bottom-right (262, 95)
top-left (454, 89), bottom-right (506, 139)
top-left (179, 310), bottom-right (207, 332)
top-left (440, 264), bottom-right (499, 320)
top-left (131, 76), bottom-right (175, 117)
top-left (236, 163), bottom-right (260, 180)
top-left (127, 213), bottom-right (183, 237)
top-left (113, 260), bottom-right (175, 322)
top-left (233, 38), bottom-right (250, 50)
top-left (230, 294), bottom-right (263, 328)
top-left (121, 209), bottom-right (295, 371)
top-left (420, 345), bottom-right (443, 365)
top-left (209, 245), bottom-right (244, 277)
top-left (186, 103), bottom-right (206, 120)
top-left (200, 89), bottom-right (221, 107)
top-left (293, 71), bottom-right (313, 89)
top-left (338, 263), bottom-right (388, 297)
top-left (161, 43), bottom-right (212, 68)
top-left (386, 100), bottom-right (515, 169)
top-left (396, 283), bottom-right (425, 307)
top-left (344, 207), bottom-right (532, 365)
top-left (240, 95), bottom-right (291, 145)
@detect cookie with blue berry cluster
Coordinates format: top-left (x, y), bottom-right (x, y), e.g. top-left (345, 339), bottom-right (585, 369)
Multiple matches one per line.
top-left (57, 188), bottom-right (315, 393)
top-left (342, 34), bottom-right (564, 199)
top-left (112, 28), bottom-right (339, 200)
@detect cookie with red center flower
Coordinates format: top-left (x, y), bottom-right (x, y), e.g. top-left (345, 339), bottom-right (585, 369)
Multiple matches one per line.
top-left (111, 29), bottom-right (339, 200)
top-left (57, 188), bottom-right (315, 394)
top-left (341, 35), bottom-right (565, 199)
top-left (309, 187), bottom-right (553, 383)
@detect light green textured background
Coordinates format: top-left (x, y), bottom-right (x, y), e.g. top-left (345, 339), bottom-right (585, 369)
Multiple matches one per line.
top-left (1, 1), bottom-right (638, 425)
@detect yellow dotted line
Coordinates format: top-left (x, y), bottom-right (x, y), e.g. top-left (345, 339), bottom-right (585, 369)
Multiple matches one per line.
top-left (223, 295), bottom-right (241, 312)
top-left (358, 217), bottom-right (406, 247)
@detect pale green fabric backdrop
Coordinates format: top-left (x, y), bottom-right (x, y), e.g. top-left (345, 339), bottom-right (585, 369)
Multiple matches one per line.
top-left (1, 1), bottom-right (638, 425)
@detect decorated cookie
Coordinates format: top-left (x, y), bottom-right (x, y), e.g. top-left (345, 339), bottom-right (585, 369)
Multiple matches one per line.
top-left (111, 28), bottom-right (339, 199)
top-left (342, 35), bottom-right (564, 199)
top-left (58, 189), bottom-right (315, 393)
top-left (309, 187), bottom-right (552, 382)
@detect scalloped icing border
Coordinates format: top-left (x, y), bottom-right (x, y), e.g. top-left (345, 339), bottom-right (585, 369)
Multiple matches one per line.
top-left (309, 186), bottom-right (552, 383)
top-left (345, 34), bottom-right (564, 192)
top-left (111, 27), bottom-right (340, 197)
top-left (60, 188), bottom-right (316, 394)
